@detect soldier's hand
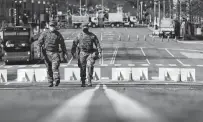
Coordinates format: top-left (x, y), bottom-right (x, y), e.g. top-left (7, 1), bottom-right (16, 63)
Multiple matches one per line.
top-left (98, 52), bottom-right (102, 59)
top-left (72, 53), bottom-right (76, 59)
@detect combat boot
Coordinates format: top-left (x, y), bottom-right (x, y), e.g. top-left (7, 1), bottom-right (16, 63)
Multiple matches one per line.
top-left (87, 78), bottom-right (92, 87)
top-left (81, 80), bottom-right (86, 87)
top-left (49, 83), bottom-right (54, 87)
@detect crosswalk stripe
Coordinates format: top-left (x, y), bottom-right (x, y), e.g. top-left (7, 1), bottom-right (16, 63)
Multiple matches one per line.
top-left (103, 84), bottom-right (162, 122)
top-left (42, 84), bottom-right (100, 122)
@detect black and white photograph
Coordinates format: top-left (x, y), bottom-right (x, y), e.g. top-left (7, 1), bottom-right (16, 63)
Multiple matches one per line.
top-left (0, 0), bottom-right (203, 122)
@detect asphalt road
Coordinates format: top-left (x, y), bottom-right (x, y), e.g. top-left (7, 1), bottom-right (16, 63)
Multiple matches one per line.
top-left (0, 82), bottom-right (203, 122)
top-left (1, 27), bottom-right (203, 81)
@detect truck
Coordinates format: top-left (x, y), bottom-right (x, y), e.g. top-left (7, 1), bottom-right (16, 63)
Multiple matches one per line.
top-left (71, 15), bottom-right (90, 29)
top-left (123, 16), bottom-right (138, 27)
top-left (158, 18), bottom-right (175, 38)
top-left (90, 13), bottom-right (138, 28)
top-left (104, 13), bottom-right (124, 27)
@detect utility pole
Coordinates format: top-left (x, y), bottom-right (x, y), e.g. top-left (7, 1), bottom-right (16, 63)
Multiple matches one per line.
top-left (154, 0), bottom-right (157, 29)
top-left (163, 0), bottom-right (165, 18)
top-left (137, 0), bottom-right (139, 20)
top-left (169, 0), bottom-right (172, 18)
top-left (80, 0), bottom-right (81, 16)
top-left (32, 0), bottom-right (34, 22)
top-left (158, 0), bottom-right (161, 26)
top-left (140, 1), bottom-right (143, 23)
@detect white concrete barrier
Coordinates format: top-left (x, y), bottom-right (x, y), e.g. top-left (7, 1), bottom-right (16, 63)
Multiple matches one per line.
top-left (0, 69), bottom-right (7, 83)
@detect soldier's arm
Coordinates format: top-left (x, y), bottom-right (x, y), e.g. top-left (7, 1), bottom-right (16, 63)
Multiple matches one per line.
top-left (71, 35), bottom-right (79, 55)
top-left (58, 32), bottom-right (67, 54)
top-left (37, 32), bottom-right (45, 53)
top-left (93, 35), bottom-right (102, 53)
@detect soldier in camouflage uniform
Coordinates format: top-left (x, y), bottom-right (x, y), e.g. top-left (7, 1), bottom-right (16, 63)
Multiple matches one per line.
top-left (71, 23), bottom-right (102, 87)
top-left (38, 21), bottom-right (68, 87)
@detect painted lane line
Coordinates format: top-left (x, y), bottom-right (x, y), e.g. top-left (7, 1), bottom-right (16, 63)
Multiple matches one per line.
top-left (141, 64), bottom-right (150, 66)
top-left (61, 64), bottom-right (68, 67)
top-left (103, 84), bottom-right (162, 122)
top-left (18, 65), bottom-right (27, 68)
top-left (146, 59), bottom-right (151, 65)
top-left (32, 65), bottom-right (41, 68)
top-left (114, 64), bottom-right (121, 66)
top-left (140, 47), bottom-right (150, 65)
top-left (140, 47), bottom-right (146, 56)
top-left (67, 56), bottom-right (73, 65)
top-left (43, 84), bottom-right (100, 122)
top-left (4, 66), bottom-right (13, 69)
top-left (110, 47), bottom-right (117, 64)
top-left (169, 64), bottom-right (177, 67)
top-left (128, 64), bottom-right (135, 66)
top-left (196, 65), bottom-right (203, 67)
top-left (156, 64), bottom-right (164, 66)
top-left (165, 48), bottom-right (187, 66)
top-left (110, 46), bottom-right (119, 64)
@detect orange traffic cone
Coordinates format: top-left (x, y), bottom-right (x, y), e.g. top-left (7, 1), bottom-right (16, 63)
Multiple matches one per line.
top-left (167, 36), bottom-right (170, 42)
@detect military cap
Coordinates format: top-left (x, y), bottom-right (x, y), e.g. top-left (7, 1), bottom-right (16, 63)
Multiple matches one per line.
top-left (49, 21), bottom-right (57, 26)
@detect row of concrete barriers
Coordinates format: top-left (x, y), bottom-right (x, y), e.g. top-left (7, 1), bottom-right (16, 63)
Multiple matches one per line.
top-left (0, 67), bottom-right (196, 83)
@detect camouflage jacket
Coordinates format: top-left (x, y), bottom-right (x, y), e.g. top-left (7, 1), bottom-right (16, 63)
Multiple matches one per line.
top-left (37, 29), bottom-right (67, 54)
top-left (71, 32), bottom-right (102, 54)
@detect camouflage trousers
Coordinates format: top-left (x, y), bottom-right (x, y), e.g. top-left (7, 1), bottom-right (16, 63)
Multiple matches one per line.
top-left (78, 51), bottom-right (97, 82)
top-left (43, 51), bottom-right (60, 84)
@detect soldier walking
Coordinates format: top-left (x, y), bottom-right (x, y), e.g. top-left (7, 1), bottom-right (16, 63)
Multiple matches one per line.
top-left (38, 21), bottom-right (68, 87)
top-left (71, 23), bottom-right (102, 87)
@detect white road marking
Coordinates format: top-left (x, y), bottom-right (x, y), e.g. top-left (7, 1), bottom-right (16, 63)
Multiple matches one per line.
top-left (61, 64), bottom-right (67, 67)
top-left (165, 48), bottom-right (188, 66)
top-left (156, 64), bottom-right (164, 66)
top-left (128, 64), bottom-right (135, 66)
top-left (137, 47), bottom-right (203, 53)
top-left (4, 66), bottom-right (12, 69)
top-left (140, 47), bottom-right (151, 65)
top-left (114, 64), bottom-right (122, 66)
top-left (169, 64), bottom-right (177, 67)
top-left (67, 56), bottom-right (73, 65)
top-left (110, 46), bottom-right (119, 64)
top-left (103, 84), bottom-right (161, 122)
top-left (43, 84), bottom-right (100, 122)
top-left (100, 64), bottom-right (108, 66)
top-left (18, 65), bottom-right (27, 68)
top-left (196, 65), bottom-right (203, 67)
top-left (141, 64), bottom-right (150, 66)
top-left (5, 82), bottom-right (11, 85)
top-left (32, 65), bottom-right (41, 68)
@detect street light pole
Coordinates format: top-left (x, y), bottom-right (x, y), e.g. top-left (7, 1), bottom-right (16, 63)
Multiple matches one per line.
top-left (140, 1), bottom-right (143, 23)
top-left (80, 0), bottom-right (81, 16)
top-left (158, 0), bottom-right (161, 26)
top-left (32, 0), bottom-right (34, 22)
top-left (163, 0), bottom-right (165, 18)
top-left (38, 0), bottom-right (41, 32)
